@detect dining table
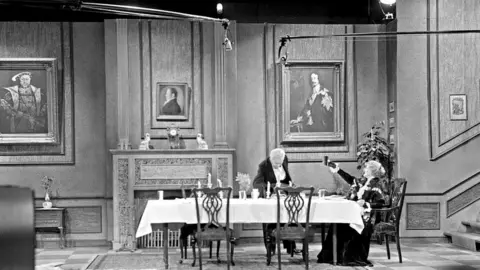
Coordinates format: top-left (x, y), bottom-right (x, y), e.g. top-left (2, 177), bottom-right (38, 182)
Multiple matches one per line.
top-left (136, 195), bottom-right (365, 269)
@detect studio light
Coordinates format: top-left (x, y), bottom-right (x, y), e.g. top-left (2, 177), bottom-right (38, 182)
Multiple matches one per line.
top-left (216, 3), bottom-right (223, 15)
top-left (380, 0), bottom-right (396, 5)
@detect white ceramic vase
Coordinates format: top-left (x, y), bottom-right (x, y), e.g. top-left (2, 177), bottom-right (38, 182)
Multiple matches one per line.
top-left (42, 192), bottom-right (52, 209)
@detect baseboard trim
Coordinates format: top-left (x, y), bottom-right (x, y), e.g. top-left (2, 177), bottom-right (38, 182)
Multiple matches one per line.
top-left (35, 239), bottom-right (111, 249)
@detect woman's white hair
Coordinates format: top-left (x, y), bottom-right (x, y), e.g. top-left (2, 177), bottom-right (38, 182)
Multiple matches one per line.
top-left (365, 160), bottom-right (386, 178)
top-left (269, 148), bottom-right (285, 161)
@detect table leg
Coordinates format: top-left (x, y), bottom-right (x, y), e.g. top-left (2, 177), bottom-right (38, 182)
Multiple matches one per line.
top-left (163, 224), bottom-right (169, 269)
top-left (332, 224), bottom-right (337, 265)
top-left (58, 227), bottom-right (65, 249)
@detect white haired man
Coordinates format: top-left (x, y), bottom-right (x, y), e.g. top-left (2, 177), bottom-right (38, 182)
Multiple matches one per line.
top-left (253, 148), bottom-right (301, 255)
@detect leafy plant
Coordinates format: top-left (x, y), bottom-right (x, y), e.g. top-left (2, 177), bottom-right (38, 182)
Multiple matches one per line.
top-left (235, 172), bottom-right (251, 192)
top-left (356, 121), bottom-right (395, 199)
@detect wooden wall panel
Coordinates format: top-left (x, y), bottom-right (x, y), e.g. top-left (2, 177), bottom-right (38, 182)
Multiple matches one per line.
top-left (66, 206), bottom-right (102, 234)
top-left (0, 22), bottom-right (74, 164)
top-left (141, 20), bottom-right (202, 139)
top-left (406, 202), bottom-right (441, 230)
top-left (265, 24), bottom-right (357, 162)
top-left (428, 0), bottom-right (480, 159)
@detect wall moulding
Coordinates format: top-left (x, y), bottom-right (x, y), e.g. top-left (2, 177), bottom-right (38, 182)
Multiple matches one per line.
top-left (0, 22), bottom-right (74, 164)
top-left (427, 0), bottom-right (480, 160)
top-left (265, 24), bottom-right (357, 162)
top-left (141, 20), bottom-right (202, 139)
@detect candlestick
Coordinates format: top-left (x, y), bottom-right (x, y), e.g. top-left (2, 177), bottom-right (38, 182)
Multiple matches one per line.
top-left (267, 182), bottom-right (271, 198)
top-left (289, 181), bottom-right (293, 187)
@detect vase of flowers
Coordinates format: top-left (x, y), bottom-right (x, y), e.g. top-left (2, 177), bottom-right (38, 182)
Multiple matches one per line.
top-left (41, 176), bottom-right (54, 209)
top-left (235, 172), bottom-right (251, 199)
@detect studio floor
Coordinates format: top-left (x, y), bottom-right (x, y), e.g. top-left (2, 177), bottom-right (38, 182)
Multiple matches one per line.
top-left (35, 239), bottom-right (480, 270)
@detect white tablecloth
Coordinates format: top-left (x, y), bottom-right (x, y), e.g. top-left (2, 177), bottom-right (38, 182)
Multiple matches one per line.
top-left (136, 197), bottom-right (365, 238)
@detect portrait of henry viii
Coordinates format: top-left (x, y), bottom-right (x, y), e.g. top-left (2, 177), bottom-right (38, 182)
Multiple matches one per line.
top-left (0, 71), bottom-right (48, 134)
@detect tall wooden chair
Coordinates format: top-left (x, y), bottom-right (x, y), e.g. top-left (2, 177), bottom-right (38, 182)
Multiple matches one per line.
top-left (179, 188), bottom-right (218, 264)
top-left (371, 179), bottom-right (407, 263)
top-left (191, 187), bottom-right (235, 269)
top-left (266, 186), bottom-right (314, 269)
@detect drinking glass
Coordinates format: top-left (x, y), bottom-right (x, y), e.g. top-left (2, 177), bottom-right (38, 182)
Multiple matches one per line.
top-left (318, 188), bottom-right (326, 198)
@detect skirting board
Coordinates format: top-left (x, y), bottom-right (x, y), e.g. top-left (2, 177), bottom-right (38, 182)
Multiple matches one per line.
top-left (35, 238), bottom-right (111, 249)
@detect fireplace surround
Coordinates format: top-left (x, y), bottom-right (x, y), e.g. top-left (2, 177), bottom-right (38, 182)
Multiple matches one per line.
top-left (110, 149), bottom-right (235, 250)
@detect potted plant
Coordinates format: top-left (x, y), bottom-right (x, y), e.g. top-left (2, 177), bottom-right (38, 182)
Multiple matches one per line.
top-left (235, 173), bottom-right (251, 199)
top-left (356, 121), bottom-right (395, 203)
top-left (41, 176), bottom-right (54, 209)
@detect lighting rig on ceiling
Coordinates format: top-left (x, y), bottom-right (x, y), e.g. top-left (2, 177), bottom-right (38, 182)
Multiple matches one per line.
top-left (0, 0), bottom-right (233, 51)
top-left (277, 28), bottom-right (480, 64)
top-left (378, 0), bottom-right (396, 21)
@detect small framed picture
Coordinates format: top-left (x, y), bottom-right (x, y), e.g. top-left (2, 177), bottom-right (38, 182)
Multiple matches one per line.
top-left (449, 94), bottom-right (467, 121)
top-left (389, 102), bottom-right (395, 113)
top-left (389, 133), bottom-right (395, 144)
top-left (389, 117), bottom-right (395, 128)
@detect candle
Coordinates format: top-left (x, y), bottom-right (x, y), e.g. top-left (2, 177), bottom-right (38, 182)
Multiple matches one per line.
top-left (217, 179), bottom-right (222, 187)
top-left (197, 180), bottom-right (201, 189)
top-left (207, 173), bottom-right (212, 186)
top-left (289, 181), bottom-right (293, 187)
top-left (267, 182), bottom-right (271, 192)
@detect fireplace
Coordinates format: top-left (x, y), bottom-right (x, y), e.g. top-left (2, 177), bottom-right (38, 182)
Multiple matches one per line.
top-left (111, 149), bottom-right (235, 250)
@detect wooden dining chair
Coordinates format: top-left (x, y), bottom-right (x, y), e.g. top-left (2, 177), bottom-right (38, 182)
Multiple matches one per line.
top-left (179, 188), bottom-right (218, 264)
top-left (371, 179), bottom-right (407, 263)
top-left (266, 186), bottom-right (314, 270)
top-left (191, 187), bottom-right (236, 269)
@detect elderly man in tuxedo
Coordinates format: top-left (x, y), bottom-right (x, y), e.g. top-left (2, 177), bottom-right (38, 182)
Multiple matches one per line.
top-left (253, 148), bottom-right (301, 255)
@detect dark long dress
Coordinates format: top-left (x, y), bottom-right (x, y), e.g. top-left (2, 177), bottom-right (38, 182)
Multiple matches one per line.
top-left (317, 169), bottom-right (385, 266)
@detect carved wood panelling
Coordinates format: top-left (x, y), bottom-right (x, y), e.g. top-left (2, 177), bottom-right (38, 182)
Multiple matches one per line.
top-left (406, 202), bottom-right (440, 230)
top-left (428, 0), bottom-right (480, 160)
top-left (0, 22), bottom-right (74, 164)
top-left (447, 181), bottom-right (480, 217)
top-left (65, 206), bottom-right (102, 234)
top-left (141, 20), bottom-right (202, 139)
top-left (265, 25), bottom-right (357, 161)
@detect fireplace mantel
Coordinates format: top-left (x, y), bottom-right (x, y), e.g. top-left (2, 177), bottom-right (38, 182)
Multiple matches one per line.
top-left (110, 148), bottom-right (235, 250)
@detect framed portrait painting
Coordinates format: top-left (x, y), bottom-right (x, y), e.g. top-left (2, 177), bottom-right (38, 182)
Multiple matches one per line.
top-left (279, 60), bottom-right (345, 143)
top-left (155, 82), bottom-right (191, 121)
top-left (0, 58), bottom-right (59, 144)
top-left (449, 94), bottom-right (467, 121)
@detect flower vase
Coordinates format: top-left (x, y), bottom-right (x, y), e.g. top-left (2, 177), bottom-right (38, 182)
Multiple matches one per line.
top-left (42, 192), bottom-right (53, 209)
top-left (239, 190), bottom-right (247, 200)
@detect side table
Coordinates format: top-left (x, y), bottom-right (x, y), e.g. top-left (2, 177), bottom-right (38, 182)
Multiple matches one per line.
top-left (35, 208), bottom-right (66, 248)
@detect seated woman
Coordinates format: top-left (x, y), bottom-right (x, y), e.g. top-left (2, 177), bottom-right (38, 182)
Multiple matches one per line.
top-left (252, 148), bottom-right (301, 255)
top-left (317, 160), bottom-right (386, 267)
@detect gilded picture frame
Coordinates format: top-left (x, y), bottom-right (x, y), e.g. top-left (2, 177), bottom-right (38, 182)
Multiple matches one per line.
top-left (279, 60), bottom-right (345, 143)
top-left (155, 82), bottom-right (191, 121)
top-left (0, 58), bottom-right (59, 144)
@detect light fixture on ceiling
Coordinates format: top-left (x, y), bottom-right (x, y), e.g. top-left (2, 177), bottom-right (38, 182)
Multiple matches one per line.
top-left (380, 0), bottom-right (396, 5)
top-left (216, 3), bottom-right (223, 15)
top-left (222, 20), bottom-right (233, 51)
top-left (378, 0), bottom-right (396, 21)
